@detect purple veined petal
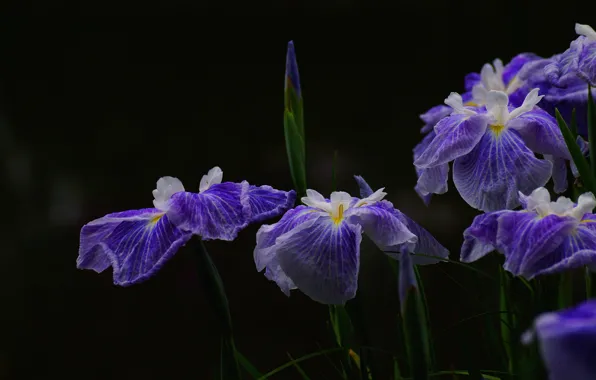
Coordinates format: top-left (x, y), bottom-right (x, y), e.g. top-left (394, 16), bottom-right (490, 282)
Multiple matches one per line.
top-left (77, 208), bottom-right (192, 286)
top-left (414, 113), bottom-right (489, 169)
top-left (354, 175), bottom-right (374, 198)
top-left (253, 205), bottom-right (317, 272)
top-left (543, 84), bottom-right (596, 137)
top-left (508, 108), bottom-right (570, 159)
top-left (346, 200), bottom-right (417, 252)
top-left (394, 210), bottom-right (450, 265)
top-left (495, 212), bottom-right (577, 279)
top-left (531, 222), bottom-right (596, 277)
top-left (413, 131), bottom-right (449, 203)
top-left (577, 38), bottom-right (596, 86)
top-left (545, 155), bottom-right (569, 193)
top-left (525, 299), bottom-right (596, 380)
top-left (243, 182), bottom-right (296, 223)
top-left (166, 182), bottom-right (249, 241)
top-left (419, 105), bottom-right (452, 134)
top-left (502, 53), bottom-right (542, 87)
top-left (460, 210), bottom-right (512, 263)
top-left (398, 250), bottom-right (418, 312)
top-left (264, 256), bottom-right (297, 296)
top-left (452, 129), bottom-right (553, 212)
top-left (274, 215), bottom-right (362, 305)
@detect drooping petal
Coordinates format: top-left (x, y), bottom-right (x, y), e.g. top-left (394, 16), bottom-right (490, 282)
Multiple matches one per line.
top-left (346, 200), bottom-right (417, 251)
top-left (394, 210), bottom-right (450, 265)
top-left (274, 216), bottom-right (363, 305)
top-left (166, 182), bottom-right (249, 241)
top-left (243, 183), bottom-right (296, 223)
top-left (453, 129), bottom-right (553, 212)
top-left (495, 212), bottom-right (577, 279)
top-left (253, 205), bottom-right (316, 272)
top-left (524, 299), bottom-right (596, 380)
top-left (413, 131), bottom-right (449, 204)
top-left (414, 113), bottom-right (489, 169)
top-left (419, 105), bottom-right (452, 134)
top-left (77, 209), bottom-right (192, 286)
top-left (460, 210), bottom-right (511, 263)
top-left (508, 108), bottom-right (570, 159)
top-left (546, 155), bottom-right (569, 193)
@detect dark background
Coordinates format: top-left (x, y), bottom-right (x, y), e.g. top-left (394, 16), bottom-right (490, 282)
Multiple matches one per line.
top-left (0, 2), bottom-right (587, 379)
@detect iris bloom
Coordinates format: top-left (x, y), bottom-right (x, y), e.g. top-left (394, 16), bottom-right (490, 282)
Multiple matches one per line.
top-left (518, 23), bottom-right (596, 136)
top-left (414, 88), bottom-right (570, 212)
top-left (522, 299), bottom-right (596, 380)
top-left (253, 176), bottom-right (448, 305)
top-left (461, 187), bottom-right (596, 279)
top-left (77, 167), bottom-right (296, 286)
top-left (415, 54), bottom-right (540, 204)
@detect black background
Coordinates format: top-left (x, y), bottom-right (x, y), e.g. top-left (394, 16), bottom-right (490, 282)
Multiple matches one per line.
top-left (0, 1), bottom-right (587, 379)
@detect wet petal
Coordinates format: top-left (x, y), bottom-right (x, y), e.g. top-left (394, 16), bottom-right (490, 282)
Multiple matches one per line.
top-left (167, 182), bottom-right (249, 241)
top-left (496, 212), bottom-right (577, 278)
top-left (414, 113), bottom-right (489, 169)
top-left (243, 183), bottom-right (296, 223)
top-left (275, 216), bottom-right (362, 305)
top-left (460, 211), bottom-right (511, 263)
top-left (77, 208), bottom-right (192, 286)
top-left (346, 200), bottom-right (417, 251)
top-left (453, 129), bottom-right (553, 212)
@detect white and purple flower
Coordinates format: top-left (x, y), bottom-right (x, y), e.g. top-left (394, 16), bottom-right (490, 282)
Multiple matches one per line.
top-left (522, 299), bottom-right (596, 380)
top-left (253, 176), bottom-right (448, 305)
top-left (518, 23), bottom-right (596, 136)
top-left (77, 166), bottom-right (296, 286)
top-left (414, 88), bottom-right (570, 212)
top-left (461, 187), bottom-right (596, 279)
top-left (415, 54), bottom-right (541, 204)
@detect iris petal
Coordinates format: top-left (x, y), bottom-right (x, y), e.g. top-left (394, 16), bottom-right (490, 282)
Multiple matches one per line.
top-left (496, 212), bottom-right (577, 278)
top-left (347, 201), bottom-right (417, 251)
top-left (453, 129), bottom-right (553, 212)
top-left (546, 155), bottom-right (569, 193)
top-left (420, 105), bottom-right (452, 134)
top-left (413, 132), bottom-right (449, 204)
top-left (243, 183), bottom-right (296, 223)
top-left (274, 215), bottom-right (362, 305)
top-left (508, 108), bottom-right (570, 159)
top-left (167, 182), bottom-right (249, 241)
top-left (77, 208), bottom-right (192, 286)
top-left (393, 210), bottom-right (450, 265)
top-left (460, 211), bottom-right (511, 263)
top-left (414, 113), bottom-right (489, 169)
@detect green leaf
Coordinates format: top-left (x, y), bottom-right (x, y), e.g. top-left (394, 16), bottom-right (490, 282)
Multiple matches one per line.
top-left (258, 347), bottom-right (345, 379)
top-left (284, 110), bottom-right (307, 196)
top-left (555, 108), bottom-right (596, 193)
top-left (237, 351), bottom-right (264, 379)
top-left (588, 85), bottom-right (596, 180)
top-left (414, 266), bottom-right (435, 371)
top-left (287, 353), bottom-right (312, 380)
top-left (570, 108), bottom-right (578, 138)
top-left (402, 287), bottom-right (430, 380)
top-left (394, 357), bottom-right (402, 380)
top-left (192, 239), bottom-right (241, 380)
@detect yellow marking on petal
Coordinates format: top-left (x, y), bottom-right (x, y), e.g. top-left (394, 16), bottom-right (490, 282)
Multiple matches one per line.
top-left (489, 124), bottom-right (505, 136)
top-left (464, 101), bottom-right (479, 107)
top-left (332, 204), bottom-right (345, 225)
top-left (581, 219), bottom-right (596, 223)
top-left (148, 213), bottom-right (165, 227)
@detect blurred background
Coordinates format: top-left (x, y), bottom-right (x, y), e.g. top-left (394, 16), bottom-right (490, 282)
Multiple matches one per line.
top-left (0, 1), bottom-right (587, 379)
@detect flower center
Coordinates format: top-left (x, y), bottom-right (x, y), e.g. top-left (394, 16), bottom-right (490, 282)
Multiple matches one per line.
top-left (331, 203), bottom-right (345, 225)
top-left (489, 124), bottom-right (506, 135)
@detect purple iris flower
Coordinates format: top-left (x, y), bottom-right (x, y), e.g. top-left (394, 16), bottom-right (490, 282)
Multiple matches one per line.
top-left (518, 23), bottom-right (596, 136)
top-left (415, 54), bottom-right (541, 204)
top-left (414, 88), bottom-right (570, 212)
top-left (253, 176), bottom-right (448, 305)
top-left (77, 167), bottom-right (296, 286)
top-left (461, 187), bottom-right (596, 279)
top-left (522, 299), bottom-right (596, 380)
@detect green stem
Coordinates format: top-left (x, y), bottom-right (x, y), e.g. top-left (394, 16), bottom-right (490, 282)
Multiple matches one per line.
top-left (498, 267), bottom-right (516, 376)
top-left (557, 271), bottom-right (574, 309)
top-left (193, 238), bottom-right (241, 379)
